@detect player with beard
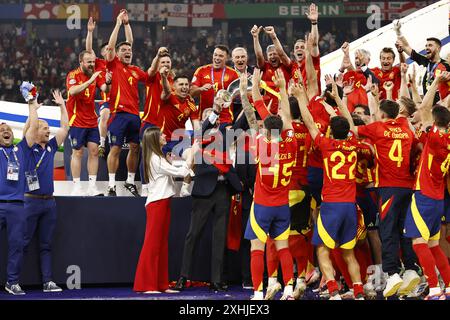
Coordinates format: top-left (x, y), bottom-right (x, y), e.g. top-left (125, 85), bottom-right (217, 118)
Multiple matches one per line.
top-left (105, 10), bottom-right (150, 197)
top-left (395, 20), bottom-right (450, 102)
top-left (252, 25), bottom-right (292, 115)
top-left (270, 3), bottom-right (321, 95)
top-left (190, 45), bottom-right (238, 126)
top-left (85, 12), bottom-right (133, 157)
top-left (66, 51), bottom-right (111, 196)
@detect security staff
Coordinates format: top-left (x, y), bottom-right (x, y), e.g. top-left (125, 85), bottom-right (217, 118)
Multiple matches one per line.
top-left (0, 82), bottom-right (39, 295)
top-left (22, 89), bottom-right (69, 293)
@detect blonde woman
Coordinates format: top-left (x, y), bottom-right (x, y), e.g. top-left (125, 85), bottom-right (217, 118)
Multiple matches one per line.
top-left (133, 127), bottom-right (196, 293)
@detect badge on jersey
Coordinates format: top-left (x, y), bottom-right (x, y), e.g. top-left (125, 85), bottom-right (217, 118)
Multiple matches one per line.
top-left (6, 161), bottom-right (19, 181)
top-left (25, 169), bottom-right (40, 191)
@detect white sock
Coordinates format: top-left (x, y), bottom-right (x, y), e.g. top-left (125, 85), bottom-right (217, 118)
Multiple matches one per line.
top-left (268, 277), bottom-right (278, 287)
top-left (126, 172), bottom-right (135, 184)
top-left (100, 137), bottom-right (106, 147)
top-left (283, 285), bottom-right (293, 296)
top-left (73, 178), bottom-right (81, 185)
top-left (142, 184), bottom-right (148, 191)
top-left (446, 287), bottom-right (450, 294)
top-left (253, 291), bottom-right (264, 300)
top-left (88, 175), bottom-right (97, 188)
top-left (108, 174), bottom-right (115, 188)
top-left (429, 287), bottom-right (442, 296)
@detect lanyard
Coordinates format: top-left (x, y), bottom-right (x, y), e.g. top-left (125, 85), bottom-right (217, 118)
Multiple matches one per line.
top-left (1, 147), bottom-right (19, 165)
top-left (211, 66), bottom-right (226, 92)
top-left (426, 62), bottom-right (439, 85)
top-left (35, 150), bottom-right (46, 170)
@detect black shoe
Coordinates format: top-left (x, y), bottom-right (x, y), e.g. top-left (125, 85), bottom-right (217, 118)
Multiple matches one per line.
top-left (107, 186), bottom-right (117, 197)
top-left (124, 182), bottom-right (140, 197)
top-left (209, 282), bottom-right (227, 292)
top-left (5, 282), bottom-right (25, 295)
top-left (174, 276), bottom-right (188, 291)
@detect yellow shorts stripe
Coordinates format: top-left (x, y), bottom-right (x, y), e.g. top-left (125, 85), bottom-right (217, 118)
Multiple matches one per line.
top-left (429, 231), bottom-right (441, 241)
top-left (289, 190), bottom-right (305, 207)
top-left (317, 214), bottom-right (336, 249)
top-left (340, 238), bottom-right (356, 250)
top-left (411, 194), bottom-right (430, 241)
top-left (274, 227), bottom-right (290, 241)
top-left (250, 202), bottom-right (268, 243)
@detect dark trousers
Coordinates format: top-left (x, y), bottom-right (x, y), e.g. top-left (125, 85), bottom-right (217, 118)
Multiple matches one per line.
top-left (0, 202), bottom-right (26, 284)
top-left (23, 198), bottom-right (57, 283)
top-left (377, 187), bottom-right (418, 275)
top-left (180, 182), bottom-right (231, 283)
top-left (240, 206), bottom-right (251, 284)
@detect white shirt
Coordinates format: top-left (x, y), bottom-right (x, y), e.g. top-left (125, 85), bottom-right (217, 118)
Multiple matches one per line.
top-left (146, 154), bottom-right (190, 205)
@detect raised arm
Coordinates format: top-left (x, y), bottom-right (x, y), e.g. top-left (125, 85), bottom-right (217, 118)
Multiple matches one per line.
top-left (106, 10), bottom-right (125, 62)
top-left (251, 68), bottom-right (270, 120)
top-left (399, 63), bottom-right (410, 99)
top-left (305, 34), bottom-right (319, 99)
top-left (160, 67), bottom-right (171, 101)
top-left (122, 11), bottom-right (133, 46)
top-left (273, 69), bottom-right (293, 130)
top-left (383, 81), bottom-right (394, 101)
top-left (148, 47), bottom-right (168, 77)
top-left (239, 72), bottom-right (259, 132)
top-left (264, 26), bottom-right (291, 66)
top-left (25, 98), bottom-right (39, 148)
top-left (292, 83), bottom-right (319, 140)
top-left (251, 25), bottom-right (265, 68)
top-left (327, 74), bottom-right (355, 133)
top-left (306, 3), bottom-right (320, 57)
top-left (52, 90), bottom-right (69, 146)
top-left (394, 20), bottom-right (413, 56)
top-left (339, 42), bottom-right (355, 73)
top-left (368, 83), bottom-right (381, 121)
top-left (86, 17), bottom-right (95, 54)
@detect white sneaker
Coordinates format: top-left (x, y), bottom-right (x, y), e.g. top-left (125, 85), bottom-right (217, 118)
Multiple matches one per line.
top-left (398, 270), bottom-right (421, 296)
top-left (70, 184), bottom-right (85, 196)
top-left (251, 291), bottom-right (264, 300)
top-left (383, 273), bottom-right (403, 297)
top-left (280, 294), bottom-right (295, 300)
top-left (407, 276), bottom-right (428, 298)
top-left (264, 281), bottom-right (282, 300)
top-left (293, 278), bottom-right (306, 300)
top-left (341, 289), bottom-right (355, 300)
top-left (179, 182), bottom-right (192, 197)
top-left (87, 185), bottom-right (104, 197)
top-left (329, 292), bottom-right (342, 300)
top-left (363, 281), bottom-right (377, 299)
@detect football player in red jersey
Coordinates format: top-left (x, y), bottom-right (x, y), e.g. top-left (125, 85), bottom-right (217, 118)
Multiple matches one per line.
top-left (85, 14), bottom-right (133, 157)
top-left (294, 78), bottom-right (365, 300)
top-left (244, 69), bottom-right (296, 300)
top-left (105, 10), bottom-right (150, 197)
top-left (66, 51), bottom-right (111, 196)
top-left (270, 3), bottom-right (321, 95)
top-left (354, 99), bottom-right (421, 298)
top-left (139, 47), bottom-right (173, 196)
top-left (190, 45), bottom-right (238, 126)
top-left (403, 73), bottom-right (450, 300)
top-left (370, 47), bottom-right (403, 101)
top-left (252, 25), bottom-right (292, 115)
top-left (160, 72), bottom-right (200, 157)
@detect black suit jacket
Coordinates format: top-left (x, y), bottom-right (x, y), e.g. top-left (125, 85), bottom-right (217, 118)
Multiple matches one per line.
top-left (191, 116), bottom-right (245, 197)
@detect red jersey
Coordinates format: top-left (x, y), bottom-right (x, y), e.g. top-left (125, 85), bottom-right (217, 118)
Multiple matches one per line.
top-left (260, 62), bottom-right (292, 114)
top-left (414, 126), bottom-right (450, 200)
top-left (343, 70), bottom-right (368, 113)
top-left (289, 55), bottom-right (321, 95)
top-left (315, 134), bottom-right (359, 203)
top-left (370, 66), bottom-right (401, 101)
top-left (291, 121), bottom-right (311, 187)
top-left (191, 64), bottom-right (238, 124)
top-left (95, 58), bottom-right (110, 104)
top-left (355, 139), bottom-right (375, 191)
top-left (434, 67), bottom-right (450, 100)
top-left (307, 95), bottom-right (335, 169)
top-left (160, 93), bottom-right (199, 139)
top-left (107, 56), bottom-right (148, 115)
top-left (357, 117), bottom-right (415, 188)
top-left (254, 129), bottom-right (298, 207)
top-left (66, 67), bottom-right (105, 128)
top-left (141, 73), bottom-right (174, 126)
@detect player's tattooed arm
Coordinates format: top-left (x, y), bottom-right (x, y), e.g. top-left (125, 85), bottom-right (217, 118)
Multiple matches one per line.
top-left (273, 69), bottom-right (293, 130)
top-left (239, 73), bottom-right (259, 132)
top-left (251, 25), bottom-right (265, 69)
top-left (291, 82), bottom-right (319, 140)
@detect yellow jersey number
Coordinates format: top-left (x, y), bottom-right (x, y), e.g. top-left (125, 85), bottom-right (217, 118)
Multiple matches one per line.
top-left (268, 161), bottom-right (295, 188)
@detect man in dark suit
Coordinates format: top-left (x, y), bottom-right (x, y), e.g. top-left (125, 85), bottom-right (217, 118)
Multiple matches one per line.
top-left (175, 97), bottom-right (244, 292)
